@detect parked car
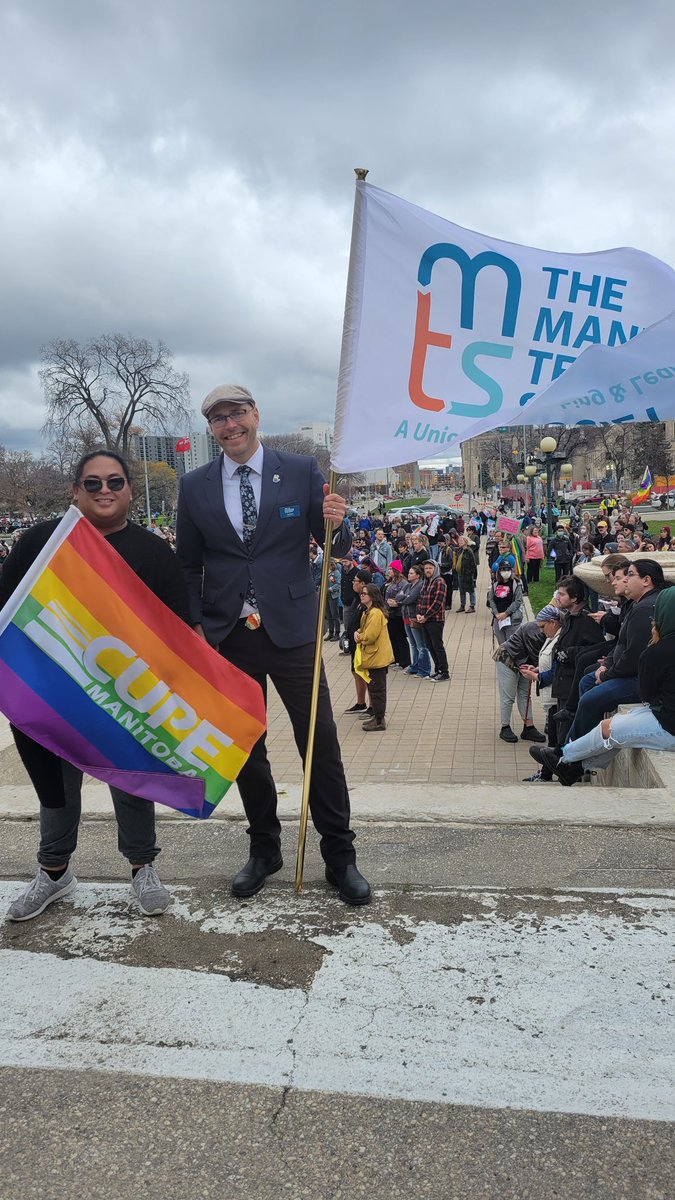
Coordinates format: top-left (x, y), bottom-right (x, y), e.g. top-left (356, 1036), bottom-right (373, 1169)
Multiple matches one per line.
top-left (416, 501), bottom-right (455, 514)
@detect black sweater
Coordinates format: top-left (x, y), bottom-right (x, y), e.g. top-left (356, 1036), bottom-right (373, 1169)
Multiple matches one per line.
top-left (0, 519), bottom-right (191, 623)
top-left (604, 590), bottom-right (658, 680)
top-left (639, 639), bottom-right (675, 735)
top-left (552, 608), bottom-right (605, 702)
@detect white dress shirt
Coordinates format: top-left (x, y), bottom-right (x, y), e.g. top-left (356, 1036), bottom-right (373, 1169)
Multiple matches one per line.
top-left (220, 442), bottom-right (265, 541)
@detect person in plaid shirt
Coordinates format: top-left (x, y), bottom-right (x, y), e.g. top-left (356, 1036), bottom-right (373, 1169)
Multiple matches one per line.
top-left (416, 560), bottom-right (450, 681)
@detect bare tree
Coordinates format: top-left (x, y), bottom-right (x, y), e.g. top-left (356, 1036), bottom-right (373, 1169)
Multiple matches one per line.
top-left (0, 448), bottom-right (68, 515)
top-left (625, 423), bottom-right (673, 484)
top-left (40, 334), bottom-right (192, 460)
top-left (595, 424), bottom-right (634, 490)
top-left (261, 432), bottom-right (317, 458)
top-left (44, 423), bottom-right (102, 481)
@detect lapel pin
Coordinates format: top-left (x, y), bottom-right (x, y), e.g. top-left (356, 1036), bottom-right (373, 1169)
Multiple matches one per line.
top-left (273, 473), bottom-right (281, 483)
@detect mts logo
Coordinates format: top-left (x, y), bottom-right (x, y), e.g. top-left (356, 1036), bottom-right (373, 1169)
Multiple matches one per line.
top-left (408, 243), bottom-right (521, 416)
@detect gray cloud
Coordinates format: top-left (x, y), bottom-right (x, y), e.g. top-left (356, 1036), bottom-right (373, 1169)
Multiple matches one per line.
top-left (2, 0), bottom-right (675, 449)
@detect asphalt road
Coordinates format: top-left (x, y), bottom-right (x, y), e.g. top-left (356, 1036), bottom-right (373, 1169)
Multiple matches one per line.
top-left (1, 818), bottom-right (673, 1200)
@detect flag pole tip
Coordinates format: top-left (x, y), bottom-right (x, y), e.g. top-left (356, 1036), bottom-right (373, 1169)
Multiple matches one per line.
top-left (354, 167), bottom-right (369, 181)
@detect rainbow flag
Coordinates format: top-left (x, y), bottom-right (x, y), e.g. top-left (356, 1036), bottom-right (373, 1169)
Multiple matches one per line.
top-left (632, 465), bottom-right (653, 506)
top-left (510, 535), bottom-right (524, 578)
top-left (0, 509), bottom-right (266, 819)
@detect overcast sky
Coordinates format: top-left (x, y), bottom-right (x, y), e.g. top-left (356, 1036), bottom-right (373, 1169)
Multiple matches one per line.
top-left (2, 0), bottom-right (675, 458)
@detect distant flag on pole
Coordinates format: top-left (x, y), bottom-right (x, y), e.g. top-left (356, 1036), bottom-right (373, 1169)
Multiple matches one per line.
top-left (632, 466), bottom-right (653, 506)
top-left (175, 437), bottom-right (191, 453)
top-left (331, 180), bottom-right (675, 474)
top-left (0, 509), bottom-right (266, 819)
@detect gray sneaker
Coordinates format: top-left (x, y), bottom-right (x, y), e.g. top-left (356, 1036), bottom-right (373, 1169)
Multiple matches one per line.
top-left (132, 863), bottom-right (171, 915)
top-left (7, 867), bottom-right (77, 921)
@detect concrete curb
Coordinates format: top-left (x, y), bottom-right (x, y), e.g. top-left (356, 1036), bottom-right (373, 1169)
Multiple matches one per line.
top-left (1, 781), bottom-right (673, 828)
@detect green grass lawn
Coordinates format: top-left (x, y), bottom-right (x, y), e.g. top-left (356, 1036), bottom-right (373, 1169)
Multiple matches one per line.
top-left (527, 565), bottom-right (557, 614)
top-left (384, 496), bottom-right (429, 510)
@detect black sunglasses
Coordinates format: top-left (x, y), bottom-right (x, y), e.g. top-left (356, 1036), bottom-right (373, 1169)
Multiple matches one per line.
top-left (79, 476), bottom-right (127, 493)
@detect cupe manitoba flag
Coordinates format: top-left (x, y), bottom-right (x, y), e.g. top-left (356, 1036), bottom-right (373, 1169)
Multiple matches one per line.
top-left (0, 508), bottom-right (266, 819)
top-left (331, 181), bottom-right (675, 473)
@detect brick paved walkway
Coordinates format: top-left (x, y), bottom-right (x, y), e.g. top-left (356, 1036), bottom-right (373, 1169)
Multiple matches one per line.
top-left (0, 553), bottom-right (547, 793)
top-left (267, 553), bottom-right (548, 787)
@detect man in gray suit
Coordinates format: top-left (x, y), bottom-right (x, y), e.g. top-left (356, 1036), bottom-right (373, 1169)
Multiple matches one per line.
top-left (176, 384), bottom-right (371, 905)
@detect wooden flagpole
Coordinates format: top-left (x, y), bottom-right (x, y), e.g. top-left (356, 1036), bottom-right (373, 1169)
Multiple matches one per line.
top-left (294, 167), bottom-right (368, 894)
top-left (294, 472), bottom-right (338, 893)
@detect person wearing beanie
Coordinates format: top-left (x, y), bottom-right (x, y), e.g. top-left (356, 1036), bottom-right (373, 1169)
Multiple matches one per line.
top-left (383, 559), bottom-right (411, 669)
top-left (494, 611), bottom-right (551, 744)
top-left (416, 559), bottom-right (450, 681)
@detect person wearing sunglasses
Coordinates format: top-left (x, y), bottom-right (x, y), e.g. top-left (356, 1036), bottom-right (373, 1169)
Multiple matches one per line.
top-left (2, 450), bottom-right (191, 922)
top-left (176, 383), bottom-right (371, 906)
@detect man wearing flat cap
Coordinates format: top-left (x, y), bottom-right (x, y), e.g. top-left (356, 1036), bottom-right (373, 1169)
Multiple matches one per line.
top-left (176, 384), bottom-right (371, 905)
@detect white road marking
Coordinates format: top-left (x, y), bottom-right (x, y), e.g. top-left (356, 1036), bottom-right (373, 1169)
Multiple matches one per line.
top-left (1, 883), bottom-right (673, 1121)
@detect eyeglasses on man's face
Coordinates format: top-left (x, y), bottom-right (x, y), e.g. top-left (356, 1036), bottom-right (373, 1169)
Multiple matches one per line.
top-left (79, 476), bottom-right (127, 493)
top-left (209, 407), bottom-right (252, 426)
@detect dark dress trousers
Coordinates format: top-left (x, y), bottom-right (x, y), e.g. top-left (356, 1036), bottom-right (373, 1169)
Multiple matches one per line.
top-left (176, 447), bottom-right (356, 866)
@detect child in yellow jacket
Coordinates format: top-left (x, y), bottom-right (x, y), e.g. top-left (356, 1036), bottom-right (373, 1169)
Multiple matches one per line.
top-left (354, 584), bottom-right (394, 731)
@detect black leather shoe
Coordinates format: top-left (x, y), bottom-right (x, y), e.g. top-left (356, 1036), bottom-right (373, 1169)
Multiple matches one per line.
top-left (528, 744), bottom-right (548, 764)
top-left (231, 855), bottom-right (283, 898)
top-left (325, 863), bottom-right (371, 906)
top-left (540, 748), bottom-right (584, 786)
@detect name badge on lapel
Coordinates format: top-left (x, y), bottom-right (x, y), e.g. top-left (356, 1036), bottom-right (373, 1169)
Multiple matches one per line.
top-left (279, 505), bottom-right (301, 519)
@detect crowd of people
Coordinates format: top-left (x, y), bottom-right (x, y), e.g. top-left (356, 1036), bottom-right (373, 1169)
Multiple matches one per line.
top-left (488, 501), bottom-right (675, 787)
top-left (316, 508), bottom-right (486, 732)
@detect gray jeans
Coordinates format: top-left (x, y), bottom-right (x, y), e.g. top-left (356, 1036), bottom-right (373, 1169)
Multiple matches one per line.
top-left (38, 759), bottom-right (159, 868)
top-left (496, 661), bottom-right (531, 728)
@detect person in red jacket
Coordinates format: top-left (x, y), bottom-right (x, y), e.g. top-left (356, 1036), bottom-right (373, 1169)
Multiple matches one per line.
top-left (416, 560), bottom-right (450, 681)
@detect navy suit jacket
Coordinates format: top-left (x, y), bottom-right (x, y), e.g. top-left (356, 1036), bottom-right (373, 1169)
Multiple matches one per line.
top-left (176, 447), bottom-right (352, 648)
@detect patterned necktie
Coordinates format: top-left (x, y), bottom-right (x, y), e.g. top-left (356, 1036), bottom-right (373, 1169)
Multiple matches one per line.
top-left (237, 465), bottom-right (258, 608)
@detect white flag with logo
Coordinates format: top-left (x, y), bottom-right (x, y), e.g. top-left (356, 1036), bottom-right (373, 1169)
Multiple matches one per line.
top-left (331, 182), bottom-right (675, 473)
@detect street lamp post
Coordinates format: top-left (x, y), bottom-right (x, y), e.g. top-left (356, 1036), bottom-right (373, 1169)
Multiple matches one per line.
top-left (518, 437), bottom-right (572, 539)
top-left (560, 461), bottom-right (573, 510)
top-left (524, 463), bottom-right (537, 512)
top-left (539, 436), bottom-right (558, 538)
top-left (517, 473), bottom-right (526, 511)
